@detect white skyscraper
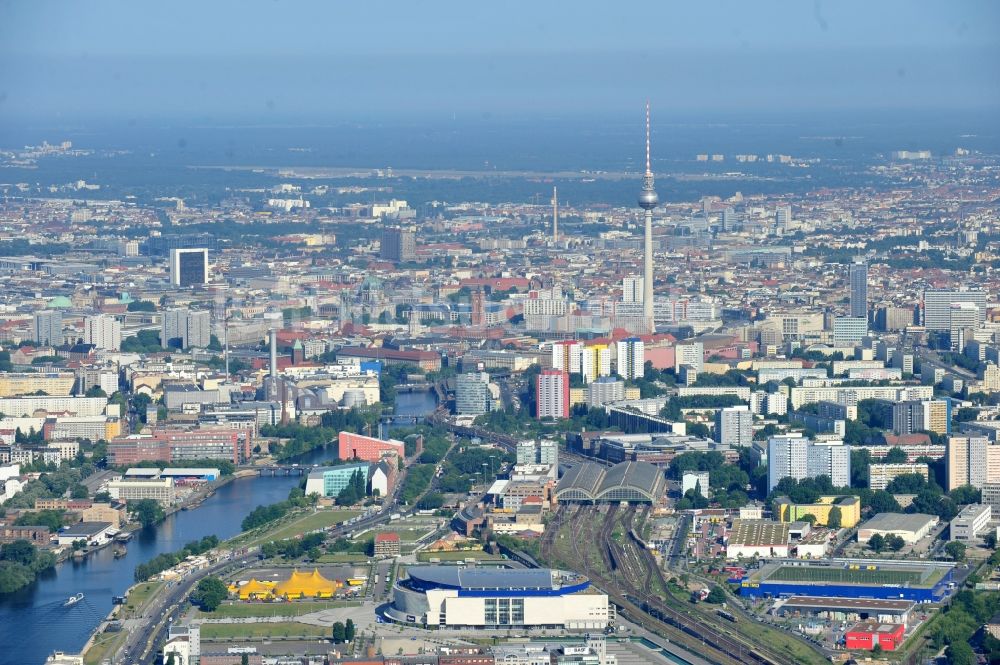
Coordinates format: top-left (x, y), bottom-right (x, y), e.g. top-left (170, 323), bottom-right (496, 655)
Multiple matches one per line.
top-left (84, 314), bottom-right (122, 351)
top-left (33, 310), bottom-right (63, 347)
top-left (622, 276), bottom-right (643, 304)
top-left (768, 435), bottom-right (851, 490)
top-left (551, 340), bottom-right (582, 375)
top-left (616, 337), bottom-right (645, 380)
top-left (715, 406), bottom-right (753, 447)
top-left (162, 309), bottom-right (211, 349)
top-left (949, 302), bottom-right (980, 352)
top-left (674, 341), bottom-right (704, 373)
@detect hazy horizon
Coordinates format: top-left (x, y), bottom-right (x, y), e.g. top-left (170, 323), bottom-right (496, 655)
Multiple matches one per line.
top-left (1, 0), bottom-right (998, 126)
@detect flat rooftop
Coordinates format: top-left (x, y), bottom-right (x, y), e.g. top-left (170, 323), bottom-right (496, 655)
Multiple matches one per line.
top-left (860, 512), bottom-right (938, 533)
top-left (781, 596), bottom-right (915, 612)
top-left (729, 519), bottom-right (789, 547)
top-left (752, 560), bottom-right (947, 589)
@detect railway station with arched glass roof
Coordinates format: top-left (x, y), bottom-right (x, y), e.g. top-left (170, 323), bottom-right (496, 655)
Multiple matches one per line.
top-left (554, 460), bottom-right (665, 504)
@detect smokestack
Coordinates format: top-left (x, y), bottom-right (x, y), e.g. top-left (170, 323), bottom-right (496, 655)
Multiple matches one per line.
top-left (552, 186), bottom-right (558, 243)
top-left (269, 328), bottom-right (278, 379)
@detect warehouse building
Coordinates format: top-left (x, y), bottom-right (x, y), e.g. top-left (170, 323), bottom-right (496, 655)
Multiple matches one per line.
top-left (726, 520), bottom-right (790, 559)
top-left (950, 504), bottom-right (991, 542)
top-left (857, 513), bottom-right (939, 545)
top-left (740, 559), bottom-right (954, 602)
top-left (775, 596), bottom-right (915, 627)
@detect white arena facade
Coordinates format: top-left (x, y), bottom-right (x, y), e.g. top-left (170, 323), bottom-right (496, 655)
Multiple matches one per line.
top-left (387, 566), bottom-right (610, 630)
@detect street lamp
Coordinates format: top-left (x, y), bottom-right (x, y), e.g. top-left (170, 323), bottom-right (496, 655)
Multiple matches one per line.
top-left (489, 455), bottom-right (497, 479)
top-left (482, 463), bottom-right (488, 487)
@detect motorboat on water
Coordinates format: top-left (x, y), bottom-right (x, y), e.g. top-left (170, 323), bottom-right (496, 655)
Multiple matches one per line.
top-left (63, 593), bottom-right (84, 607)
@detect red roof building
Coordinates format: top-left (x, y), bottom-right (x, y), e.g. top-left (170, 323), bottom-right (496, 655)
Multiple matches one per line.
top-left (845, 621), bottom-right (905, 652)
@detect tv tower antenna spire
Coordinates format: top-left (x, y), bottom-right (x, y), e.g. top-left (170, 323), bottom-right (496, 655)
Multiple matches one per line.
top-left (637, 101), bottom-right (659, 333)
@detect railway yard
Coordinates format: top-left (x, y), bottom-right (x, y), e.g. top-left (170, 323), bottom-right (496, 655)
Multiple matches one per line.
top-left (540, 504), bottom-right (831, 665)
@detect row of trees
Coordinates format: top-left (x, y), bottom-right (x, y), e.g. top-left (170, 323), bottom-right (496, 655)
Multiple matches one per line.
top-left (240, 487), bottom-right (315, 531)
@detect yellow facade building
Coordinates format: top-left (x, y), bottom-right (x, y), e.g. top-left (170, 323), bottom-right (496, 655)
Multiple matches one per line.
top-left (774, 495), bottom-right (861, 528)
top-left (0, 372), bottom-right (75, 397)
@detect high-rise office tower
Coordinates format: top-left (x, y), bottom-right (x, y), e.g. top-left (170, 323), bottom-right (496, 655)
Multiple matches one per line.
top-left (637, 103), bottom-right (659, 333)
top-left (380, 227), bottom-right (416, 262)
top-left (721, 207), bottom-right (740, 231)
top-left (923, 289), bottom-right (987, 330)
top-left (169, 248), bottom-right (209, 286)
top-left (162, 309), bottom-right (211, 349)
top-left (551, 340), bottom-right (582, 375)
top-left (33, 310), bottom-right (63, 346)
top-left (949, 302), bottom-right (980, 352)
top-left (84, 314), bottom-right (122, 351)
top-left (767, 435), bottom-right (851, 490)
top-left (616, 337), bottom-right (645, 380)
top-left (775, 205), bottom-right (792, 229)
top-left (455, 372), bottom-right (491, 416)
top-left (946, 436), bottom-right (999, 490)
top-left (715, 406), bottom-right (753, 447)
top-left (674, 341), bottom-right (704, 373)
top-left (536, 369), bottom-right (569, 419)
top-left (849, 259), bottom-right (868, 319)
top-left (622, 276), bottom-right (643, 304)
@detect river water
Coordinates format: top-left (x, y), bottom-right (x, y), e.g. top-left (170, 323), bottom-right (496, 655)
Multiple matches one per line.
top-left (1, 391), bottom-right (437, 665)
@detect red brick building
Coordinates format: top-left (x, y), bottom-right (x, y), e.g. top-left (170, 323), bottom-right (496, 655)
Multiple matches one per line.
top-left (108, 428), bottom-right (250, 465)
top-left (338, 432), bottom-right (404, 463)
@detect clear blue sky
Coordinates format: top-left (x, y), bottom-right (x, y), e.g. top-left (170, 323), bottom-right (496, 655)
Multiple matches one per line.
top-left (1, 0), bottom-right (997, 120)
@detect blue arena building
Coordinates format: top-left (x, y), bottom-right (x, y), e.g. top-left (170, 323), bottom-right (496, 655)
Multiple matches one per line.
top-left (387, 566), bottom-right (610, 629)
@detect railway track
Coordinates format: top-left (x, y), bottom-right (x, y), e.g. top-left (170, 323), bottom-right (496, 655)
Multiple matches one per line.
top-left (544, 504), bottom-right (806, 665)
top-left (552, 505), bottom-right (750, 665)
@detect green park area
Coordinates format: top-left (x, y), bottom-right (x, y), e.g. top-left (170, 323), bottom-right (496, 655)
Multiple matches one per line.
top-left (232, 508), bottom-right (361, 546)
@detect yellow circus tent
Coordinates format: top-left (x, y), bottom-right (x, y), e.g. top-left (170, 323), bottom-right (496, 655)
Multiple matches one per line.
top-left (234, 578), bottom-right (277, 600)
top-left (272, 568), bottom-right (341, 599)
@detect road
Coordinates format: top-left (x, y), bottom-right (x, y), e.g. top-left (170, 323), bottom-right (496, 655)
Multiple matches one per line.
top-left (113, 503), bottom-right (401, 664)
top-left (83, 469), bottom-right (116, 494)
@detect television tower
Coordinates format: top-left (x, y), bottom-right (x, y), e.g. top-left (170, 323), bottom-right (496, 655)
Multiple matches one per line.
top-left (638, 102), bottom-right (659, 332)
top-left (551, 186), bottom-right (559, 243)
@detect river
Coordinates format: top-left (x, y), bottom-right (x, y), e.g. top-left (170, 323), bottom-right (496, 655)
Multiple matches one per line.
top-left (1, 390), bottom-right (437, 665)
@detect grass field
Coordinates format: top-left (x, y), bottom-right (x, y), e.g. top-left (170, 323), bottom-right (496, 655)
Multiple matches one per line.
top-left (370, 527), bottom-right (432, 543)
top-left (84, 631), bottom-right (125, 665)
top-left (123, 580), bottom-right (164, 618)
top-left (259, 509), bottom-right (361, 542)
top-left (197, 600), bottom-right (358, 618)
top-left (766, 564), bottom-right (926, 586)
top-left (200, 621), bottom-right (330, 640)
top-left (228, 508), bottom-right (362, 547)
